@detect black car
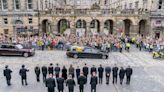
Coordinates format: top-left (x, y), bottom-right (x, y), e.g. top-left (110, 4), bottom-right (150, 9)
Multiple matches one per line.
top-left (0, 44), bottom-right (35, 57)
top-left (66, 47), bottom-right (108, 59)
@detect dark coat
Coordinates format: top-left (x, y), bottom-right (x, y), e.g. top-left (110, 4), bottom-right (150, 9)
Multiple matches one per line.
top-left (90, 67), bottom-right (97, 75)
top-left (90, 76), bottom-right (98, 89)
top-left (125, 68), bottom-right (133, 77)
top-left (3, 69), bottom-right (12, 80)
top-left (66, 79), bottom-right (76, 91)
top-left (19, 68), bottom-right (29, 79)
top-left (112, 67), bottom-right (118, 77)
top-left (78, 76), bottom-right (87, 88)
top-left (105, 67), bottom-right (111, 77)
top-left (82, 66), bottom-right (89, 76)
top-left (57, 77), bottom-right (64, 90)
top-left (119, 69), bottom-right (125, 79)
top-left (35, 66), bottom-right (40, 76)
top-left (98, 67), bottom-right (104, 78)
top-left (42, 66), bottom-right (48, 76)
top-left (62, 68), bottom-right (67, 80)
top-left (76, 68), bottom-right (80, 78)
top-left (48, 66), bottom-right (54, 74)
top-left (45, 77), bottom-right (56, 88)
top-left (55, 66), bottom-right (60, 75)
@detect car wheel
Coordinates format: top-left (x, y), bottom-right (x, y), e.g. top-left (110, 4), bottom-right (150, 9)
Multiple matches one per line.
top-left (23, 53), bottom-right (29, 57)
top-left (102, 55), bottom-right (107, 59)
top-left (73, 54), bottom-right (78, 59)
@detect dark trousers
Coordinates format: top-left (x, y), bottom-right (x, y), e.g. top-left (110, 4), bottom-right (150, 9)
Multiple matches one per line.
top-left (126, 76), bottom-right (131, 84)
top-left (21, 78), bottom-right (27, 85)
top-left (120, 78), bottom-right (124, 85)
top-left (79, 86), bottom-right (84, 92)
top-left (84, 74), bottom-right (88, 82)
top-left (6, 79), bottom-right (11, 86)
top-left (48, 87), bottom-right (54, 92)
top-left (36, 75), bottom-right (40, 82)
top-left (106, 76), bottom-right (110, 84)
top-left (56, 74), bottom-right (59, 78)
top-left (99, 77), bottom-right (103, 84)
top-left (68, 88), bottom-right (74, 92)
top-left (113, 76), bottom-right (117, 84)
top-left (119, 48), bottom-right (122, 53)
top-left (43, 74), bottom-right (47, 82)
top-left (58, 89), bottom-right (63, 92)
top-left (91, 88), bottom-right (96, 92)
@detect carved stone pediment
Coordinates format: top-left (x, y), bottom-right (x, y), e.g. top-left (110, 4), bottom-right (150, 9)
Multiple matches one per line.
top-left (91, 3), bottom-right (100, 10)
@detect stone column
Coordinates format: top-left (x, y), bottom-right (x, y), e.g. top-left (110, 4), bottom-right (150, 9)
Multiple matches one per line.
top-left (100, 21), bottom-right (104, 35)
top-left (86, 22), bottom-right (90, 36)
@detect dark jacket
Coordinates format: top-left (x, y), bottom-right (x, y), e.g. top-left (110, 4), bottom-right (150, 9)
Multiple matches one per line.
top-left (90, 67), bottom-right (97, 74)
top-left (3, 69), bottom-right (12, 80)
top-left (90, 76), bottom-right (98, 89)
top-left (105, 66), bottom-right (111, 76)
top-left (19, 68), bottom-right (29, 79)
top-left (112, 67), bottom-right (118, 77)
top-left (48, 66), bottom-right (54, 74)
top-left (35, 66), bottom-right (40, 76)
top-left (78, 76), bottom-right (87, 88)
top-left (119, 68), bottom-right (125, 79)
top-left (98, 67), bottom-right (104, 78)
top-left (45, 77), bottom-right (56, 88)
top-left (83, 66), bottom-right (89, 76)
top-left (125, 68), bottom-right (133, 77)
top-left (62, 68), bottom-right (67, 80)
top-left (55, 66), bottom-right (60, 75)
top-left (57, 77), bottom-right (64, 90)
top-left (42, 66), bottom-right (47, 76)
top-left (66, 79), bottom-right (76, 91)
top-left (76, 68), bottom-right (80, 78)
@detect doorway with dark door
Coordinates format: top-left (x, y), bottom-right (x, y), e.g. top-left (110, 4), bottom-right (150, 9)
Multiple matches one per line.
top-left (155, 32), bottom-right (160, 39)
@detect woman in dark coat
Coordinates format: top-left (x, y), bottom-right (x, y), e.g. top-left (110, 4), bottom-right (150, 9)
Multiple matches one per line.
top-left (62, 66), bottom-right (67, 80)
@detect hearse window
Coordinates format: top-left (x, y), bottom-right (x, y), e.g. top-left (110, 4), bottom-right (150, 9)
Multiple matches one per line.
top-left (1, 45), bottom-right (15, 49)
top-left (1, 45), bottom-right (7, 48)
top-left (84, 49), bottom-right (92, 53)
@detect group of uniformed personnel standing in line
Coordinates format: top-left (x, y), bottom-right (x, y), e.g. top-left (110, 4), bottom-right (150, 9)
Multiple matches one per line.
top-left (3, 63), bottom-right (133, 92)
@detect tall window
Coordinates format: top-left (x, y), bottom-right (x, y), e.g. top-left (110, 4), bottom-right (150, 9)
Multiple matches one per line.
top-left (129, 3), bottom-right (132, 9)
top-left (135, 1), bottom-right (139, 9)
top-left (124, 3), bottom-right (127, 9)
top-left (27, 0), bottom-right (33, 9)
top-left (15, 0), bottom-right (20, 10)
top-left (2, 0), bottom-right (8, 10)
top-left (158, 0), bottom-right (162, 9)
top-left (3, 18), bottom-right (8, 24)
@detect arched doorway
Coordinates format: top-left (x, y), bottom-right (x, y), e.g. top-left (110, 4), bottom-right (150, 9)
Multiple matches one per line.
top-left (57, 19), bottom-right (70, 33)
top-left (76, 19), bottom-right (86, 36)
top-left (42, 19), bottom-right (49, 33)
top-left (139, 20), bottom-right (147, 36)
top-left (90, 19), bottom-right (100, 34)
top-left (123, 19), bottom-right (132, 36)
top-left (104, 20), bottom-right (114, 34)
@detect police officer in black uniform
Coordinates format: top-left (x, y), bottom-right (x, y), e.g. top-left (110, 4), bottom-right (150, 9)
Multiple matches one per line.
top-left (55, 63), bottom-right (60, 78)
top-left (19, 65), bottom-right (29, 85)
top-left (35, 65), bottom-right (41, 82)
top-left (112, 64), bottom-right (118, 84)
top-left (90, 65), bottom-right (97, 76)
top-left (82, 63), bottom-right (89, 82)
top-left (66, 75), bottom-right (76, 92)
top-left (98, 64), bottom-right (104, 84)
top-left (125, 66), bottom-right (133, 85)
top-left (78, 72), bottom-right (87, 92)
top-left (119, 67), bottom-right (125, 85)
top-left (45, 74), bottom-right (56, 92)
top-left (57, 74), bottom-right (65, 92)
top-left (42, 65), bottom-right (48, 82)
top-left (90, 72), bottom-right (98, 92)
top-left (76, 66), bottom-right (80, 79)
top-left (3, 65), bottom-right (12, 86)
top-left (48, 63), bottom-right (54, 75)
top-left (105, 66), bottom-right (111, 84)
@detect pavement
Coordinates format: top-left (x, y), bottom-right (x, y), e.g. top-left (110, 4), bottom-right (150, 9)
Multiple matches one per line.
top-left (0, 47), bottom-right (164, 92)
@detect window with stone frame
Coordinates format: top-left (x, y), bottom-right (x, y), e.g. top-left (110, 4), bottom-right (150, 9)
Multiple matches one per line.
top-left (3, 29), bottom-right (9, 34)
top-left (3, 18), bottom-right (8, 24)
top-left (2, 0), bottom-right (8, 10)
top-left (158, 0), bottom-right (162, 9)
top-left (15, 0), bottom-right (21, 10)
top-left (27, 0), bottom-right (33, 9)
top-left (28, 18), bottom-right (33, 24)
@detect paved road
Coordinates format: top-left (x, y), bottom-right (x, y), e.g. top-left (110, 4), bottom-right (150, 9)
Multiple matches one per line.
top-left (0, 49), bottom-right (164, 92)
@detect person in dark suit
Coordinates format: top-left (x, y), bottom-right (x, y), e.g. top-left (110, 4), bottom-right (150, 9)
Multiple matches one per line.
top-left (42, 65), bottom-right (48, 82)
top-left (3, 65), bottom-right (12, 86)
top-left (55, 63), bottom-right (60, 78)
top-left (45, 74), bottom-right (56, 92)
top-left (90, 72), bottom-right (98, 92)
top-left (119, 67), bottom-right (125, 85)
top-left (125, 66), bottom-right (133, 85)
top-left (78, 72), bottom-right (87, 92)
top-left (66, 75), bottom-right (76, 92)
top-left (57, 74), bottom-right (65, 92)
top-left (76, 66), bottom-right (80, 79)
top-left (35, 65), bottom-right (41, 82)
top-left (69, 65), bottom-right (75, 79)
top-left (82, 63), bottom-right (89, 82)
top-left (112, 64), bottom-right (118, 84)
top-left (98, 64), bottom-right (104, 84)
top-left (90, 65), bottom-right (97, 75)
top-left (105, 66), bottom-right (111, 85)
top-left (62, 66), bottom-right (67, 80)
top-left (19, 65), bottom-right (29, 86)
top-left (48, 63), bottom-right (54, 75)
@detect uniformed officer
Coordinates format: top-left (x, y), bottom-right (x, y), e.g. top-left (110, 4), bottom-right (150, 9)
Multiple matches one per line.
top-left (19, 65), bottom-right (29, 85)
top-left (35, 65), bottom-right (41, 82)
top-left (125, 66), bottom-right (133, 85)
top-left (55, 63), bottom-right (60, 78)
top-left (42, 65), bottom-right (48, 82)
top-left (78, 72), bottom-right (87, 92)
top-left (90, 65), bottom-right (97, 75)
top-left (90, 72), bottom-right (98, 92)
top-left (105, 66), bottom-right (111, 85)
top-left (76, 66), bottom-right (80, 79)
top-left (66, 75), bottom-right (76, 92)
top-left (69, 65), bottom-right (75, 79)
top-left (119, 67), bottom-right (125, 85)
top-left (48, 63), bottom-right (54, 75)
top-left (82, 63), bottom-right (89, 82)
top-left (3, 65), bottom-right (12, 86)
top-left (98, 64), bottom-right (104, 84)
top-left (112, 64), bottom-right (118, 84)
top-left (57, 74), bottom-right (65, 92)
top-left (45, 74), bottom-right (56, 92)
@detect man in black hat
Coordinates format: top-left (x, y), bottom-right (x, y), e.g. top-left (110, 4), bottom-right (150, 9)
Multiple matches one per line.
top-left (78, 72), bottom-right (87, 92)
top-left (66, 75), bottom-right (76, 92)
top-left (112, 64), bottom-right (118, 84)
top-left (119, 67), bottom-right (125, 85)
top-left (57, 74), bottom-right (65, 92)
top-left (90, 65), bottom-right (97, 76)
top-left (98, 64), bottom-right (104, 84)
top-left (3, 65), bottom-right (12, 86)
top-left (105, 66), bottom-right (111, 85)
top-left (42, 65), bottom-right (48, 82)
top-left (35, 65), bottom-right (41, 82)
top-left (19, 65), bottom-right (29, 85)
top-left (45, 74), bottom-right (56, 92)
top-left (82, 63), bottom-right (89, 82)
top-left (48, 63), bottom-right (54, 75)
top-left (90, 72), bottom-right (98, 92)
top-left (55, 63), bottom-right (60, 78)
top-left (125, 66), bottom-right (133, 85)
